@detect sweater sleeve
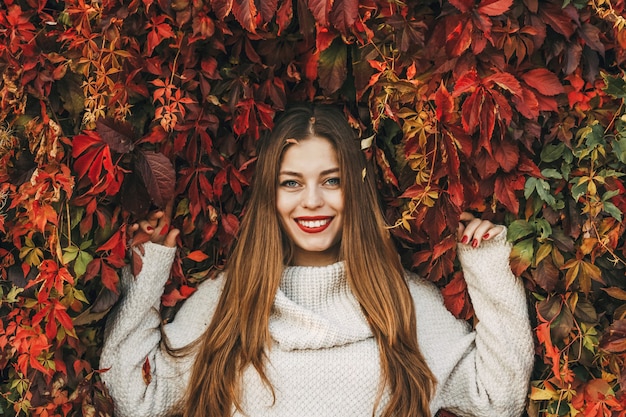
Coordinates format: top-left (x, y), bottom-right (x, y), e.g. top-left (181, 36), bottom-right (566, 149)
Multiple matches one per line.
top-left (412, 229), bottom-right (534, 417)
top-left (99, 242), bottom-right (222, 417)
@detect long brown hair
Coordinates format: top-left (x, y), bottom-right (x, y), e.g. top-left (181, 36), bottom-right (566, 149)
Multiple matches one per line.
top-left (183, 104), bottom-right (436, 417)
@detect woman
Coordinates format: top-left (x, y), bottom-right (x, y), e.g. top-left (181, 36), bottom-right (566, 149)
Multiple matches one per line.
top-left (100, 104), bottom-right (534, 417)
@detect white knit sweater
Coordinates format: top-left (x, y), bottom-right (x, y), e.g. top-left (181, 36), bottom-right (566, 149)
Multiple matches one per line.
top-left (100, 230), bottom-right (534, 417)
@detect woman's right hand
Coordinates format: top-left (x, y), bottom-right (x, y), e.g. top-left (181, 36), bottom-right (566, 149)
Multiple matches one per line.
top-left (129, 200), bottom-right (180, 248)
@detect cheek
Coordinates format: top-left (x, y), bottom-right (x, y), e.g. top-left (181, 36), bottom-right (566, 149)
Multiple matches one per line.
top-left (275, 192), bottom-right (294, 219)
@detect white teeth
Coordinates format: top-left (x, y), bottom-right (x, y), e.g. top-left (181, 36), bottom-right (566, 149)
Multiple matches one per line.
top-left (298, 219), bottom-right (330, 228)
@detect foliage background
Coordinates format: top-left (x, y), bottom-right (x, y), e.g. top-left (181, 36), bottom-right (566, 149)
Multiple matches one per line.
top-left (1, 0), bottom-right (626, 415)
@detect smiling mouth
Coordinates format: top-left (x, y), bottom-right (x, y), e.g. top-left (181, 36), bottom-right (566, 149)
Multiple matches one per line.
top-left (295, 217), bottom-right (333, 233)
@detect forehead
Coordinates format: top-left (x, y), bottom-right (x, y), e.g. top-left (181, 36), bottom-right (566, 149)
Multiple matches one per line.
top-left (279, 136), bottom-right (339, 169)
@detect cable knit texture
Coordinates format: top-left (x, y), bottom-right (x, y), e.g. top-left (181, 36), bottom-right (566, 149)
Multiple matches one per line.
top-left (100, 230), bottom-right (534, 417)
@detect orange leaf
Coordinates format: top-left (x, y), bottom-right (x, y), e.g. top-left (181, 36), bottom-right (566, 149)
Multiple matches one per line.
top-left (142, 358), bottom-right (152, 385)
top-left (187, 250), bottom-right (209, 262)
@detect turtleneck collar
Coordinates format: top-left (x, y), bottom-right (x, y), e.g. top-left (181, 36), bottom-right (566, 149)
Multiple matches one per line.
top-left (269, 262), bottom-right (373, 351)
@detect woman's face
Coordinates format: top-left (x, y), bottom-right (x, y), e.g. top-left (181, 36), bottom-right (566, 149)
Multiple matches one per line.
top-left (276, 136), bottom-right (344, 266)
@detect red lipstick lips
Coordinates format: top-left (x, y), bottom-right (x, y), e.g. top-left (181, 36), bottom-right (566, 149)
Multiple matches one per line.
top-left (295, 216), bottom-right (333, 233)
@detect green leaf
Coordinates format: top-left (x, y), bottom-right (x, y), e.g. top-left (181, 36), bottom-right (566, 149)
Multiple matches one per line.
top-left (602, 72), bottom-right (626, 99)
top-left (525, 177), bottom-right (559, 208)
top-left (612, 136), bottom-right (626, 164)
top-left (560, 160), bottom-right (571, 181)
top-left (74, 251), bottom-right (94, 278)
top-left (570, 179), bottom-right (588, 201)
top-left (508, 220), bottom-right (535, 241)
top-left (62, 245), bottom-right (80, 264)
top-left (603, 201), bottom-right (623, 222)
top-left (535, 218), bottom-right (552, 240)
top-left (541, 168), bottom-right (563, 179)
top-left (540, 142), bottom-right (565, 163)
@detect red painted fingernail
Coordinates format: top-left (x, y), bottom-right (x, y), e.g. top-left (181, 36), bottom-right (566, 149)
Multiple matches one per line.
top-left (472, 239), bottom-right (478, 248)
top-left (146, 226), bottom-right (154, 231)
top-left (461, 235), bottom-right (469, 244)
top-left (483, 233), bottom-right (489, 240)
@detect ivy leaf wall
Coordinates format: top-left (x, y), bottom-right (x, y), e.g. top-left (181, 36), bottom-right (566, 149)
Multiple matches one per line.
top-left (1, 0), bottom-right (626, 415)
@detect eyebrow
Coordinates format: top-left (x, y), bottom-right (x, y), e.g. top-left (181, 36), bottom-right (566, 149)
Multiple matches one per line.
top-left (279, 167), bottom-right (340, 177)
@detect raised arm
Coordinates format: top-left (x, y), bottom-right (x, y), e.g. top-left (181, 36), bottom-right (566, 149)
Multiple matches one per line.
top-left (412, 214), bottom-right (534, 417)
top-left (99, 205), bottom-right (192, 417)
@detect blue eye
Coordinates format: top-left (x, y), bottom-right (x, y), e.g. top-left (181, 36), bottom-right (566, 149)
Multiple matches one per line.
top-left (325, 177), bottom-right (340, 186)
top-left (280, 180), bottom-right (299, 188)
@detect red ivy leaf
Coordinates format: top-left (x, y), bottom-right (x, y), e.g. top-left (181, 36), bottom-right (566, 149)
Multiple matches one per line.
top-left (453, 69), bottom-right (480, 96)
top-left (448, 0), bottom-right (473, 13)
top-left (522, 68), bottom-right (564, 96)
top-left (512, 88), bottom-right (540, 120)
top-left (441, 272), bottom-right (474, 320)
top-left (308, 0), bottom-right (332, 27)
top-left (484, 71), bottom-right (522, 96)
top-left (492, 138), bottom-right (519, 173)
top-left (330, 0), bottom-right (359, 36)
top-left (494, 173), bottom-right (525, 214)
top-left (222, 213), bottom-right (240, 237)
top-left (435, 82), bottom-right (455, 124)
top-left (276, 0), bottom-right (293, 35)
top-left (161, 285), bottom-right (196, 307)
top-left (96, 118), bottom-right (136, 153)
top-left (446, 16), bottom-right (473, 58)
top-left (100, 262), bottom-right (120, 294)
top-left (71, 131), bottom-right (116, 187)
top-left (146, 15), bottom-right (175, 55)
top-left (317, 38), bottom-right (347, 95)
top-left (477, 0), bottom-right (514, 17)
top-left (212, 0), bottom-right (233, 19)
top-left (142, 358), bottom-right (152, 385)
top-left (258, 0), bottom-right (278, 24)
top-left (136, 151), bottom-right (176, 208)
top-left (233, 0), bottom-right (258, 33)
top-left (538, 3), bottom-right (576, 38)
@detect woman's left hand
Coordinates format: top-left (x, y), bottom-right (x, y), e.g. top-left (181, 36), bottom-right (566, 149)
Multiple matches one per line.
top-left (457, 212), bottom-right (504, 248)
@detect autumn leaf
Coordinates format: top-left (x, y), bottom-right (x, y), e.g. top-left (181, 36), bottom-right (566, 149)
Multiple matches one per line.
top-left (145, 15), bottom-right (175, 55)
top-left (96, 118), bottom-right (136, 153)
top-left (435, 82), bottom-right (455, 124)
top-left (521, 68), bottom-right (564, 96)
top-left (317, 38), bottom-right (347, 95)
top-left (233, 0), bottom-right (258, 33)
top-left (441, 272), bottom-right (474, 320)
top-left (600, 320), bottom-right (626, 353)
top-left (136, 151), bottom-right (176, 208)
top-left (477, 0), bottom-right (514, 16)
top-left (308, 0), bottom-right (333, 27)
top-left (187, 250), bottom-right (209, 262)
top-left (330, 0), bottom-right (358, 35)
top-left (142, 358), bottom-right (152, 385)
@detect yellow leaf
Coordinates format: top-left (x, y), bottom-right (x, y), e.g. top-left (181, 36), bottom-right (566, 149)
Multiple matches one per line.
top-left (602, 287), bottom-right (626, 301)
top-left (529, 386), bottom-right (557, 401)
top-left (536, 242), bottom-right (552, 264)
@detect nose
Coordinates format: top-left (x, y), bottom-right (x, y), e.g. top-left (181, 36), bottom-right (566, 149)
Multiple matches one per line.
top-left (302, 185), bottom-right (323, 208)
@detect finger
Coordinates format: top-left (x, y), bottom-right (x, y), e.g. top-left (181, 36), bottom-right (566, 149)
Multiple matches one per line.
top-left (138, 220), bottom-right (156, 234)
top-left (469, 221), bottom-right (494, 247)
top-left (459, 218), bottom-right (482, 245)
top-left (163, 228), bottom-right (180, 248)
top-left (482, 225), bottom-right (504, 241)
top-left (149, 211), bottom-right (165, 229)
